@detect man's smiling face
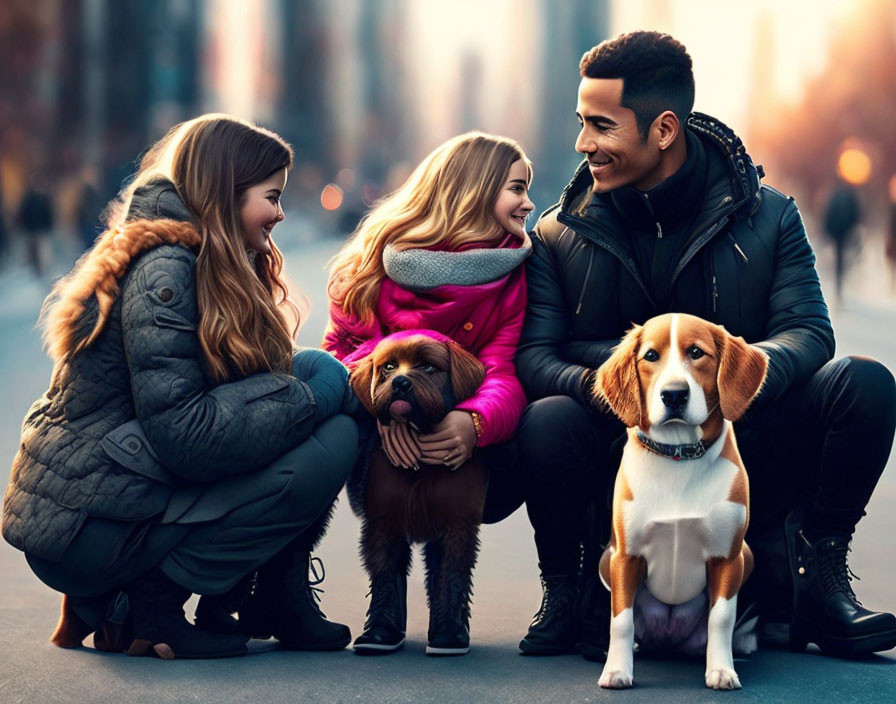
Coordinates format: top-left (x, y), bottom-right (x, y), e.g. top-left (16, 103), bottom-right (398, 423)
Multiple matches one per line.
top-left (575, 77), bottom-right (666, 194)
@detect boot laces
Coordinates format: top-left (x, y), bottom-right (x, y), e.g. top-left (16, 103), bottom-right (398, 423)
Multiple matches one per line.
top-left (432, 571), bottom-right (471, 625)
top-left (822, 541), bottom-right (861, 604)
top-left (305, 555), bottom-right (327, 616)
top-left (801, 532), bottom-right (862, 605)
top-left (533, 576), bottom-right (577, 623)
top-left (365, 575), bottom-right (401, 626)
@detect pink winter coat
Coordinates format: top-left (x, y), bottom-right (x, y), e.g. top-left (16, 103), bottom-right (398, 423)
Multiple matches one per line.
top-left (324, 238), bottom-right (528, 447)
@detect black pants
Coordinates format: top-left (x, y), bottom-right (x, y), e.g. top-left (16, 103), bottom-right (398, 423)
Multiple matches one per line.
top-left (489, 356), bottom-right (896, 577)
top-left (478, 393), bottom-right (624, 576)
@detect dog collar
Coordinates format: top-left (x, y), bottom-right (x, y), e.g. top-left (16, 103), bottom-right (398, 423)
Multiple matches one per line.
top-left (636, 430), bottom-right (706, 461)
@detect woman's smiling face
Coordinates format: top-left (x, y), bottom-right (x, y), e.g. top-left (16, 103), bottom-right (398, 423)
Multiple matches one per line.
top-left (240, 168), bottom-right (287, 254)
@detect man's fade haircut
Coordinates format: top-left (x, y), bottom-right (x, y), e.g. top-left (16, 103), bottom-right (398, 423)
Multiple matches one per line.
top-left (579, 31), bottom-right (694, 141)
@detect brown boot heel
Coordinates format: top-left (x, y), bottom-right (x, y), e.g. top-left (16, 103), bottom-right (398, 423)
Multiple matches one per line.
top-left (50, 594), bottom-right (94, 648)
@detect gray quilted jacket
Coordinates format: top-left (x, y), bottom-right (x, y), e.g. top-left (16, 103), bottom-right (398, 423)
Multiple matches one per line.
top-left (2, 215), bottom-right (318, 563)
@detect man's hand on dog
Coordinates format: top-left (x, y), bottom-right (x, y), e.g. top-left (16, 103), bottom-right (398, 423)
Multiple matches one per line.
top-left (418, 410), bottom-right (477, 470)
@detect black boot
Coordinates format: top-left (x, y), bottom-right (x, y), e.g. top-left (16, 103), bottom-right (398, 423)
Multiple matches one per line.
top-left (194, 571), bottom-right (256, 635)
top-left (786, 510), bottom-right (896, 656)
top-left (426, 567), bottom-right (473, 656)
top-left (353, 571), bottom-right (408, 654)
top-left (240, 551), bottom-right (351, 650)
top-left (577, 572), bottom-right (610, 661)
top-left (519, 575), bottom-right (580, 655)
top-left (125, 567), bottom-right (248, 659)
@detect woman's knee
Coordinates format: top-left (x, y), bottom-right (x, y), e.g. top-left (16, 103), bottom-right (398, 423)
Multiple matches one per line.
top-left (312, 414), bottom-right (359, 482)
top-left (292, 347), bottom-right (344, 378)
top-left (280, 414), bottom-right (358, 506)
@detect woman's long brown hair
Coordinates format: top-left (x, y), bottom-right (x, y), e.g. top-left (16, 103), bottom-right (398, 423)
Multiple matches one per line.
top-left (46, 114), bottom-right (299, 382)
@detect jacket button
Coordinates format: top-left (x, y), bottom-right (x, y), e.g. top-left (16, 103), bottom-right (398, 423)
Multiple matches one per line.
top-left (463, 322), bottom-right (473, 331)
top-left (126, 439), bottom-right (140, 452)
top-left (158, 287), bottom-right (174, 303)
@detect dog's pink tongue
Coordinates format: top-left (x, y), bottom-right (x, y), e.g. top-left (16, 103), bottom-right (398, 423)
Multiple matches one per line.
top-left (389, 400), bottom-right (412, 418)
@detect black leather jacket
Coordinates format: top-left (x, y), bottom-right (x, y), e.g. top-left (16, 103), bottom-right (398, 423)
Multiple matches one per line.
top-left (517, 112), bottom-right (835, 409)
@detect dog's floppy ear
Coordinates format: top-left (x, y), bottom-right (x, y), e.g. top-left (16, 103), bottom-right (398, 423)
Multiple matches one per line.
top-left (447, 340), bottom-right (486, 403)
top-left (348, 355), bottom-right (377, 416)
top-left (596, 325), bottom-right (643, 428)
top-left (714, 328), bottom-right (768, 422)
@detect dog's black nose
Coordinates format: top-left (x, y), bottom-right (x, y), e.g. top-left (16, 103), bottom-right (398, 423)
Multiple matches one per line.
top-left (392, 375), bottom-right (413, 395)
top-left (660, 387), bottom-right (689, 409)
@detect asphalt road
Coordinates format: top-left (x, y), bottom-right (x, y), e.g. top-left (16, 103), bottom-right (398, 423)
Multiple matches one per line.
top-left (0, 232), bottom-right (893, 703)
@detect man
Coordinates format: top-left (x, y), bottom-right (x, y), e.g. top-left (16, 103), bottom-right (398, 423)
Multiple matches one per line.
top-left (515, 31), bottom-right (896, 659)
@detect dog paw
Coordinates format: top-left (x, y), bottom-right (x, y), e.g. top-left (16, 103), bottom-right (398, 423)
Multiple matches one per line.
top-left (599, 668), bottom-right (634, 689)
top-left (705, 667), bottom-right (741, 690)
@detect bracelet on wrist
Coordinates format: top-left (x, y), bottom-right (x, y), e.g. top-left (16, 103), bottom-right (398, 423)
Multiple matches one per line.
top-left (469, 411), bottom-right (483, 440)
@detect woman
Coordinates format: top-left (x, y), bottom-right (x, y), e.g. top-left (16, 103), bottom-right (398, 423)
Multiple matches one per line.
top-left (1, 114), bottom-right (357, 659)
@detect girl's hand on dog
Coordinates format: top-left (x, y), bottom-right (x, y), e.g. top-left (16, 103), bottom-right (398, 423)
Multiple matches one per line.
top-left (377, 421), bottom-right (422, 470)
top-left (418, 411), bottom-right (477, 470)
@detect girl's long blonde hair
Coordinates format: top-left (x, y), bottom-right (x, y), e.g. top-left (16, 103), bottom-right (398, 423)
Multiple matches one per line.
top-left (328, 131), bottom-right (531, 321)
top-left (47, 113), bottom-right (298, 382)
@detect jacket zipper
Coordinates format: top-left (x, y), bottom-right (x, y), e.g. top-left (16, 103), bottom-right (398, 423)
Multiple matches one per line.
top-left (557, 212), bottom-right (657, 308)
top-left (710, 257), bottom-right (718, 313)
top-left (641, 193), bottom-right (663, 238)
top-left (728, 233), bottom-right (749, 262)
top-left (670, 196), bottom-right (736, 286)
top-left (575, 247), bottom-right (595, 315)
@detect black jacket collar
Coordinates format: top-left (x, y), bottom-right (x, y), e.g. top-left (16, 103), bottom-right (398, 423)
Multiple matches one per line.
top-left (600, 130), bottom-right (708, 236)
top-left (555, 112), bottom-right (763, 230)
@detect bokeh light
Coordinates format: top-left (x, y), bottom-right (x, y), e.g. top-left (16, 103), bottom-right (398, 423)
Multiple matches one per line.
top-left (837, 145), bottom-right (872, 186)
top-left (336, 168), bottom-right (356, 190)
top-left (320, 184), bottom-right (344, 211)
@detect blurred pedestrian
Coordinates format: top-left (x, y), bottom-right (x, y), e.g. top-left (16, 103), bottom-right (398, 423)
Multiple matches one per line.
top-left (823, 182), bottom-right (861, 304)
top-left (18, 172), bottom-right (55, 277)
top-left (2, 114), bottom-right (357, 660)
top-left (76, 164), bottom-right (106, 251)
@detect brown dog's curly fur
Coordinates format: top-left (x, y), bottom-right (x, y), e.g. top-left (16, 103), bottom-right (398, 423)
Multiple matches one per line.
top-left (349, 334), bottom-right (488, 636)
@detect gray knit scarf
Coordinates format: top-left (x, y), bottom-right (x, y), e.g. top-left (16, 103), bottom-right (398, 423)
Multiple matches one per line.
top-left (383, 235), bottom-right (531, 291)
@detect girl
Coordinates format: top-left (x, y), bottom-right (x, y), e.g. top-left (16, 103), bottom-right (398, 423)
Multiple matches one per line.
top-left (325, 132), bottom-right (534, 654)
top-left (2, 114), bottom-right (357, 659)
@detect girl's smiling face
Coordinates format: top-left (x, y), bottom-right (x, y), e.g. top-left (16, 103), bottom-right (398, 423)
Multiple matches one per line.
top-left (240, 168), bottom-right (287, 254)
top-left (492, 159), bottom-right (534, 239)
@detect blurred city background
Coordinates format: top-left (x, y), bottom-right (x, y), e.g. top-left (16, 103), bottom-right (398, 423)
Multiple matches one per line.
top-left (1, 0), bottom-right (896, 305)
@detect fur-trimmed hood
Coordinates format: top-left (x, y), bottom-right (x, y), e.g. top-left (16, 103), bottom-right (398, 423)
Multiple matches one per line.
top-left (43, 218), bottom-right (200, 362)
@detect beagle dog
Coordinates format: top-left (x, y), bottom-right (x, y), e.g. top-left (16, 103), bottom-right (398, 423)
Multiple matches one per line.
top-left (595, 313), bottom-right (767, 690)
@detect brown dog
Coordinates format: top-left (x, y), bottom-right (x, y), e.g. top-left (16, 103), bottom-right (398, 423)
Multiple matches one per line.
top-left (349, 332), bottom-right (486, 655)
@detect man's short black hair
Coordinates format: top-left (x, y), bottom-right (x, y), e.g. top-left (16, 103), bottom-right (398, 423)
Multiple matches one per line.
top-left (580, 31), bottom-right (694, 141)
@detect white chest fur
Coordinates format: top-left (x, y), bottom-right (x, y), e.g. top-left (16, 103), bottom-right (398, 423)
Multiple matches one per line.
top-left (620, 427), bottom-right (746, 605)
